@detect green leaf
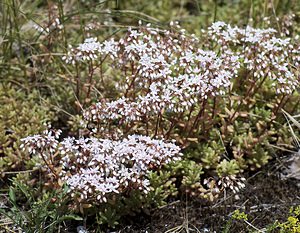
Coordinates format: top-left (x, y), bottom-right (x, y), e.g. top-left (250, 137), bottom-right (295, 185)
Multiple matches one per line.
top-left (9, 187), bottom-right (16, 205)
top-left (59, 214), bottom-right (83, 221)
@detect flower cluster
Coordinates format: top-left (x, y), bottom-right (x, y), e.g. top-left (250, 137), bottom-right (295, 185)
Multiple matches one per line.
top-left (78, 24), bottom-right (240, 127)
top-left (20, 127), bottom-right (61, 158)
top-left (62, 37), bottom-right (119, 64)
top-left (202, 175), bottom-right (246, 201)
top-left (21, 133), bottom-right (181, 203)
top-left (281, 14), bottom-right (296, 36)
top-left (207, 21), bottom-right (300, 94)
top-left (62, 38), bottom-right (100, 64)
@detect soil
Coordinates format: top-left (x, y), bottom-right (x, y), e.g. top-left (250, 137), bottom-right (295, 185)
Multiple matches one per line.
top-left (115, 155), bottom-right (300, 233)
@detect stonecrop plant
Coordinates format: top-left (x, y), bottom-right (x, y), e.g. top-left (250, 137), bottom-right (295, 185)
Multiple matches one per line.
top-left (20, 122), bottom-right (182, 227)
top-left (16, 18), bottom-right (300, 229)
top-left (207, 21), bottom-right (300, 94)
top-left (64, 22), bottom-right (241, 142)
top-left (21, 127), bottom-right (181, 204)
top-left (62, 21), bottom-right (300, 146)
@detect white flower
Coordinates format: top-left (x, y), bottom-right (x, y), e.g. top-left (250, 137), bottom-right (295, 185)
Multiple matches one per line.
top-left (78, 37), bottom-right (101, 53)
top-left (57, 135), bottom-right (181, 202)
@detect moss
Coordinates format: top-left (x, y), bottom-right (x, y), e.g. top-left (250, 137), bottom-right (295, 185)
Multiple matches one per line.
top-left (0, 84), bottom-right (55, 176)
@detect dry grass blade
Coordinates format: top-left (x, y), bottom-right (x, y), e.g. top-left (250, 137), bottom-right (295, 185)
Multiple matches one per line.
top-left (282, 109), bottom-right (300, 148)
top-left (282, 109), bottom-right (300, 130)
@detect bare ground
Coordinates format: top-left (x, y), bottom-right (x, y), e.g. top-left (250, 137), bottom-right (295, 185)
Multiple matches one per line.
top-left (116, 155), bottom-right (300, 233)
